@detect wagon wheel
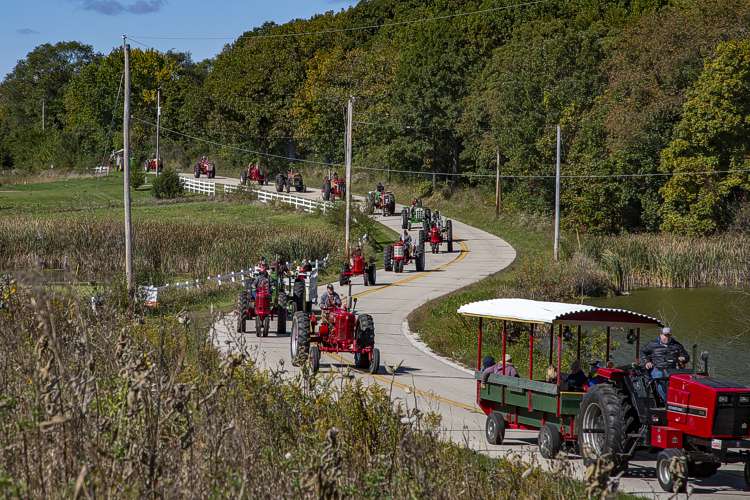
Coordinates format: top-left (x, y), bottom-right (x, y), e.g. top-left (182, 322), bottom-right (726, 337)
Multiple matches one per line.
top-left (485, 412), bottom-right (506, 445)
top-left (538, 423), bottom-right (562, 459)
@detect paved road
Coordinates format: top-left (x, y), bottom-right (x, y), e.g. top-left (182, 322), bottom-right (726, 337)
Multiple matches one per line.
top-left (186, 173), bottom-right (747, 499)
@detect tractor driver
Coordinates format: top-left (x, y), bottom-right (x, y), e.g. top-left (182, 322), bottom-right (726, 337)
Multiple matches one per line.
top-left (376, 181), bottom-right (384, 193)
top-left (641, 327), bottom-right (690, 403)
top-left (319, 284), bottom-right (342, 323)
top-left (400, 230), bottom-right (413, 258)
top-left (251, 264), bottom-right (270, 300)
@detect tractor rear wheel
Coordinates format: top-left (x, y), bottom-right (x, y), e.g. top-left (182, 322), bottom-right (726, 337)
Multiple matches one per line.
top-left (310, 345), bottom-right (320, 374)
top-left (356, 314), bottom-right (375, 349)
top-left (657, 449), bottom-right (687, 493)
top-left (323, 180), bottom-right (331, 201)
top-left (236, 313), bottom-right (245, 333)
top-left (277, 307), bottom-right (287, 335)
top-left (415, 248), bottom-right (425, 272)
top-left (367, 264), bottom-right (376, 285)
top-left (293, 280), bottom-right (305, 312)
top-left (339, 264), bottom-right (349, 286)
top-left (423, 209), bottom-right (431, 232)
top-left (418, 229), bottom-right (425, 247)
top-left (290, 311), bottom-right (310, 366)
top-left (368, 348), bottom-right (380, 374)
top-left (384, 245), bottom-right (393, 272)
top-left (255, 316), bottom-right (263, 337)
top-left (577, 384), bottom-right (636, 474)
top-left (276, 174), bottom-right (284, 192)
top-left (539, 423), bottom-right (562, 459)
top-left (485, 412), bottom-right (506, 445)
top-left (194, 169), bottom-right (200, 178)
top-left (401, 208), bottom-right (408, 229)
top-left (744, 459), bottom-right (750, 489)
top-left (240, 171), bottom-right (247, 185)
top-left (447, 220), bottom-right (453, 252)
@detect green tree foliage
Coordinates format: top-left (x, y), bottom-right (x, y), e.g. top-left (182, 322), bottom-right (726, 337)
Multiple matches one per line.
top-left (151, 168), bottom-right (184, 199)
top-left (659, 39), bottom-right (750, 235)
top-left (3, 0), bottom-right (750, 235)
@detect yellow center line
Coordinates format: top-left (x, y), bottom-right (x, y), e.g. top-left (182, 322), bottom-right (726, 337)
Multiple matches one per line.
top-left (353, 240), bottom-right (469, 300)
top-left (325, 351), bottom-right (480, 413)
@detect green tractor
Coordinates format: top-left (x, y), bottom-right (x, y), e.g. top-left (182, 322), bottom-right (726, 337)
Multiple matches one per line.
top-left (401, 205), bottom-right (432, 232)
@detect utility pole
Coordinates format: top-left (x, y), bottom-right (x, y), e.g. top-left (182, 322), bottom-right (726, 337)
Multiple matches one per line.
top-left (344, 96), bottom-right (354, 258)
top-left (41, 99), bottom-right (45, 132)
top-left (553, 124), bottom-right (561, 262)
top-left (155, 87), bottom-right (161, 176)
top-left (123, 36), bottom-right (134, 296)
top-left (495, 147), bottom-right (501, 218)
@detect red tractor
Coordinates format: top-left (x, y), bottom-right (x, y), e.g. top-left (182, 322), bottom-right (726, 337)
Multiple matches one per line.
top-left (339, 249), bottom-right (376, 286)
top-left (289, 296), bottom-right (379, 375)
top-left (236, 275), bottom-right (289, 337)
top-left (322, 174), bottom-right (346, 201)
top-left (143, 158), bottom-right (163, 173)
top-left (194, 156), bottom-right (216, 178)
top-left (384, 234), bottom-right (425, 273)
top-left (240, 163), bottom-right (267, 185)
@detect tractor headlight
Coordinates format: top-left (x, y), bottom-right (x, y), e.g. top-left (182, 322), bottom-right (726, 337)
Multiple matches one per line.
top-left (717, 394), bottom-right (731, 405)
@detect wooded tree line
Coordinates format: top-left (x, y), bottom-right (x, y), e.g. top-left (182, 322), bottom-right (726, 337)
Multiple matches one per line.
top-left (1, 0), bottom-right (749, 235)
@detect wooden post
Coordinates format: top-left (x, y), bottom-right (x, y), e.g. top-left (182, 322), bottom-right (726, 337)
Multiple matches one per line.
top-left (122, 36), bottom-right (134, 297)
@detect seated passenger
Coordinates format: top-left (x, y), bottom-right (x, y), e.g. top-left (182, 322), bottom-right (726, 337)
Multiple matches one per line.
top-left (481, 354), bottom-right (518, 381)
top-left (545, 365), bottom-right (557, 383)
top-left (566, 360), bottom-right (588, 391)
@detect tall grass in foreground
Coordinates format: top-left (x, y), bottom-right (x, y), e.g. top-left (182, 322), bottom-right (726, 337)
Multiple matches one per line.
top-left (581, 234), bottom-right (750, 291)
top-left (0, 285), bottom-right (588, 498)
top-left (0, 216), bottom-right (338, 283)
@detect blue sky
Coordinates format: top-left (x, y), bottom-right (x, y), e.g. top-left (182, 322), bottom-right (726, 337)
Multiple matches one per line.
top-left (3, 0), bottom-right (358, 78)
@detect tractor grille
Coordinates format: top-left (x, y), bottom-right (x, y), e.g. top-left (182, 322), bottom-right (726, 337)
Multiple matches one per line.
top-left (712, 393), bottom-right (750, 436)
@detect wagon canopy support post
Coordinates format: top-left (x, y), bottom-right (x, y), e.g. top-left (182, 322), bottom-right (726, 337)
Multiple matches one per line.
top-left (635, 327), bottom-right (641, 363)
top-left (577, 325), bottom-right (581, 360)
top-left (548, 324), bottom-right (554, 366)
top-left (557, 325), bottom-right (563, 416)
top-left (606, 326), bottom-right (611, 363)
top-left (501, 320), bottom-right (507, 405)
top-left (528, 324), bottom-right (535, 411)
top-left (476, 318), bottom-right (484, 371)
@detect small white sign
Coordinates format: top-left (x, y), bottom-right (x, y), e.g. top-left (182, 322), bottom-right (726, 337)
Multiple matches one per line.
top-left (711, 439), bottom-right (722, 450)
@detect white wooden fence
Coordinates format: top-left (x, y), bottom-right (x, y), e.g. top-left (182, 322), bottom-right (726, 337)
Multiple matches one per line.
top-left (93, 165), bottom-right (110, 176)
top-left (180, 176), bottom-right (332, 213)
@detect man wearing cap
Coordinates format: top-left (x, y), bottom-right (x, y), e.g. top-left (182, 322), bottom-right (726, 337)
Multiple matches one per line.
top-left (481, 353), bottom-right (518, 382)
top-left (641, 327), bottom-right (689, 402)
top-left (318, 284), bottom-right (342, 324)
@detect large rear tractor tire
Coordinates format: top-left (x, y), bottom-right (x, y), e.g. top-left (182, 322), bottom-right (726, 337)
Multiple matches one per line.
top-left (539, 423), bottom-right (562, 459)
top-left (293, 280), bottom-right (305, 313)
top-left (401, 208), bottom-right (409, 229)
top-left (323, 180), bottom-right (331, 201)
top-left (384, 245), bottom-right (393, 272)
top-left (236, 313), bottom-right (245, 333)
top-left (339, 264), bottom-right (350, 286)
top-left (486, 412), bottom-right (506, 445)
top-left (240, 171), bottom-right (247, 185)
top-left (356, 314), bottom-right (375, 349)
top-left (415, 248), bottom-right (425, 272)
top-left (354, 351), bottom-right (369, 369)
top-left (576, 384), bottom-right (637, 474)
top-left (657, 449), bottom-right (688, 493)
top-left (194, 168), bottom-right (200, 178)
top-left (367, 264), bottom-right (376, 286)
top-left (418, 229), bottom-right (425, 248)
top-left (276, 174), bottom-right (284, 192)
top-left (277, 307), bottom-right (287, 335)
top-left (290, 311), bottom-right (310, 366)
top-left (423, 208), bottom-right (431, 232)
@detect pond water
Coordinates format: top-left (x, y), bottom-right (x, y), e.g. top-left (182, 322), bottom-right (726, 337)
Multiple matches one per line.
top-left (587, 288), bottom-right (750, 385)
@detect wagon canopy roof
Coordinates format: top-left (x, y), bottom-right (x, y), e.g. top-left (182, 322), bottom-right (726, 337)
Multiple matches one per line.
top-left (457, 298), bottom-right (663, 328)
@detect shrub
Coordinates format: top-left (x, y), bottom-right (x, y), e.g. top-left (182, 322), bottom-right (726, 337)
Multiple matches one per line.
top-left (151, 168), bottom-right (183, 199)
top-left (130, 164), bottom-right (145, 189)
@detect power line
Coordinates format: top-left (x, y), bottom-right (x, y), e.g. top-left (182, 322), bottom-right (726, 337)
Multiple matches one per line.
top-left (131, 0), bottom-right (547, 41)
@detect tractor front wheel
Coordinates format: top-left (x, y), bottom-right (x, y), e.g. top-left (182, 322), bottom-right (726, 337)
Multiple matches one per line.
top-left (290, 311), bottom-right (310, 366)
top-left (656, 449), bottom-right (688, 493)
top-left (384, 246), bottom-right (393, 272)
top-left (485, 412), bottom-right (505, 445)
top-left (538, 423), bottom-right (562, 459)
top-left (310, 345), bottom-right (320, 374)
top-left (368, 348), bottom-right (380, 374)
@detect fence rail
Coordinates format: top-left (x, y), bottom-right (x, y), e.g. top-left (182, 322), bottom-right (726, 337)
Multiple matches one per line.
top-left (180, 175), bottom-right (332, 213)
top-left (93, 165), bottom-right (110, 176)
